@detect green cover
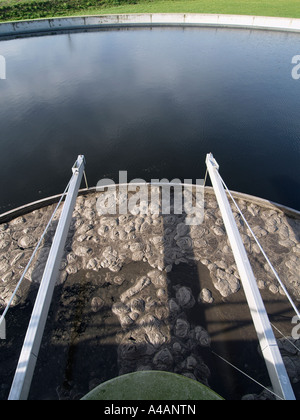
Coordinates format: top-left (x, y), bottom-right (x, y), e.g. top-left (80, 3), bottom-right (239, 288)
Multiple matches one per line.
top-left (82, 370), bottom-right (223, 400)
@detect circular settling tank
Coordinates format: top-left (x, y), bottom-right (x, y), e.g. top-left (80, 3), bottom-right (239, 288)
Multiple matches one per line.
top-left (0, 19), bottom-right (299, 212)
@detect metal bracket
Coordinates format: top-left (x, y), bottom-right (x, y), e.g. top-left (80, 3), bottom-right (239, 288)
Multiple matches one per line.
top-left (206, 152), bottom-right (219, 170)
top-left (72, 154), bottom-right (85, 174)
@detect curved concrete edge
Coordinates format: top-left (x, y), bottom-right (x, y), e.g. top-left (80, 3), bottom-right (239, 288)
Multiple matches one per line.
top-left (0, 187), bottom-right (95, 223)
top-left (0, 13), bottom-right (300, 38)
top-left (0, 185), bottom-right (299, 224)
top-left (209, 188), bottom-right (300, 219)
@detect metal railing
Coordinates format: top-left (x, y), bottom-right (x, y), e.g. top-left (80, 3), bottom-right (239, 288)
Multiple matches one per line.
top-left (7, 155), bottom-right (85, 400)
top-left (206, 152), bottom-right (296, 401)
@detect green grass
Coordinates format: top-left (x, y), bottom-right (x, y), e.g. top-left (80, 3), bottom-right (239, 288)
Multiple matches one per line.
top-left (81, 0), bottom-right (300, 19)
top-left (0, 0), bottom-right (300, 23)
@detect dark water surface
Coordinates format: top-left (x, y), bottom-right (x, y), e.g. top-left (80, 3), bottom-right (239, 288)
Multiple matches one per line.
top-left (0, 27), bottom-right (299, 212)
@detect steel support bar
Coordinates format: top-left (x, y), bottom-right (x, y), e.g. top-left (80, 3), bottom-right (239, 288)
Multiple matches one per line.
top-left (8, 155), bottom-right (85, 400)
top-left (206, 153), bottom-right (295, 401)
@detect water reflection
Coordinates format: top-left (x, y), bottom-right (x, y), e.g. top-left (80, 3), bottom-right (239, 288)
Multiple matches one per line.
top-left (0, 27), bottom-right (299, 211)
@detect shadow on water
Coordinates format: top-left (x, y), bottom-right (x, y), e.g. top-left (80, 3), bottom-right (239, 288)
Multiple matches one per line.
top-left (161, 206), bottom-right (267, 401)
top-left (0, 280), bottom-right (39, 400)
top-left (0, 189), bottom-right (299, 400)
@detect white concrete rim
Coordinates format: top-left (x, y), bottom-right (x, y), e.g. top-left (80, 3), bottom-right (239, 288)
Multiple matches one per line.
top-left (0, 13), bottom-right (300, 39)
top-left (1, 184), bottom-right (299, 224)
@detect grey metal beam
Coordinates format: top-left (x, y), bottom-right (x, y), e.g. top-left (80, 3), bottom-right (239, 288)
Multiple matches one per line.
top-left (8, 155), bottom-right (85, 400)
top-left (206, 153), bottom-right (295, 401)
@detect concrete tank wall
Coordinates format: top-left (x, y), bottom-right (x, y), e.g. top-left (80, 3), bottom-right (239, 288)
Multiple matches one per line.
top-left (0, 13), bottom-right (300, 38)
